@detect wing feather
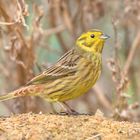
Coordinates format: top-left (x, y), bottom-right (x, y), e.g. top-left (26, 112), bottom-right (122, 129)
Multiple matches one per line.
top-left (27, 49), bottom-right (80, 85)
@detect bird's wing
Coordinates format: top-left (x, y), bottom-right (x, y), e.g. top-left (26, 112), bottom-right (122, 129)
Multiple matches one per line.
top-left (27, 49), bottom-right (80, 85)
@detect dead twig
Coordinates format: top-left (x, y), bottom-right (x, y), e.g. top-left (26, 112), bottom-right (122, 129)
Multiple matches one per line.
top-left (123, 31), bottom-right (140, 75)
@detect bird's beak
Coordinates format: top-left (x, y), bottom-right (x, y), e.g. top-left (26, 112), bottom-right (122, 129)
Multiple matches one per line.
top-left (100, 34), bottom-right (110, 40)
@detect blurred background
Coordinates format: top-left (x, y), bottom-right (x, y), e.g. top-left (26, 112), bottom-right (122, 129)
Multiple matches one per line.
top-left (0, 0), bottom-right (140, 121)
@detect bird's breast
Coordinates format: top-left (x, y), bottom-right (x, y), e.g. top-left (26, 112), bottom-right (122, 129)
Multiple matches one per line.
top-left (77, 55), bottom-right (101, 89)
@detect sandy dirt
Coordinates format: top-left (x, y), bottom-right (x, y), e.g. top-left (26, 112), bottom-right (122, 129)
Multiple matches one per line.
top-left (0, 111), bottom-right (140, 140)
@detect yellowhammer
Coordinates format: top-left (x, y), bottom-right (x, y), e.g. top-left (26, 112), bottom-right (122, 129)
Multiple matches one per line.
top-left (0, 29), bottom-right (109, 114)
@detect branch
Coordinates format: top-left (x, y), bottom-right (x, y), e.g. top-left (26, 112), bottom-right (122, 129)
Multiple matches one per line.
top-left (123, 31), bottom-right (140, 75)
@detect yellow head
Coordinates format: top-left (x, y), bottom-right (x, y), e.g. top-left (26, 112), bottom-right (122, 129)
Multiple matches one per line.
top-left (76, 29), bottom-right (110, 54)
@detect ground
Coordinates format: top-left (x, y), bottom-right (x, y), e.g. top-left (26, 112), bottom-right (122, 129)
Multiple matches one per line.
top-left (0, 111), bottom-right (140, 140)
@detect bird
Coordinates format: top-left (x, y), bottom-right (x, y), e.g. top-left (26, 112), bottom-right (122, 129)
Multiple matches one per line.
top-left (0, 29), bottom-right (110, 114)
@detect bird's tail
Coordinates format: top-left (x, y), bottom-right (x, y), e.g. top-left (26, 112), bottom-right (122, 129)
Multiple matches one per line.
top-left (0, 92), bottom-right (17, 101)
top-left (0, 85), bottom-right (44, 102)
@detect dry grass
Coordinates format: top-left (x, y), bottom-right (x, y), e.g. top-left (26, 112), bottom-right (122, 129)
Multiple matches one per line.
top-left (0, 112), bottom-right (140, 140)
top-left (0, 0), bottom-right (140, 122)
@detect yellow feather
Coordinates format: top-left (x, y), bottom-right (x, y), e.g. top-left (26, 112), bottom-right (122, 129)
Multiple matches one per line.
top-left (0, 29), bottom-right (109, 113)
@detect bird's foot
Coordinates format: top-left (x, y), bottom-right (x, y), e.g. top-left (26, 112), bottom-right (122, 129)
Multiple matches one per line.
top-left (58, 109), bottom-right (80, 115)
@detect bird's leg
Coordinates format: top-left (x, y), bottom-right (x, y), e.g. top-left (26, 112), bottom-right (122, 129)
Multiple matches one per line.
top-left (63, 102), bottom-right (78, 113)
top-left (58, 102), bottom-right (79, 115)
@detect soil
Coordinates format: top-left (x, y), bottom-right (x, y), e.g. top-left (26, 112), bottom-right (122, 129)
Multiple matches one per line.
top-left (0, 111), bottom-right (140, 140)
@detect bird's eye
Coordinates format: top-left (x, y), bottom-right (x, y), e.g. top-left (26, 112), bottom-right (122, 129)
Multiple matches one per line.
top-left (90, 34), bottom-right (95, 38)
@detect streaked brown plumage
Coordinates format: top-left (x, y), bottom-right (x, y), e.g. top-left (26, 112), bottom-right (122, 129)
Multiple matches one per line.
top-left (0, 30), bottom-right (109, 114)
